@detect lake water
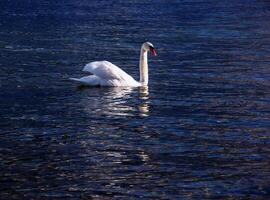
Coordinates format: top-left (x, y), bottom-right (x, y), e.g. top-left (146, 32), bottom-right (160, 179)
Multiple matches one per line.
top-left (0, 0), bottom-right (270, 199)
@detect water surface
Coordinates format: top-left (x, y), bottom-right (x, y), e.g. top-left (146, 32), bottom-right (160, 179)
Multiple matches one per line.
top-left (0, 0), bottom-right (270, 199)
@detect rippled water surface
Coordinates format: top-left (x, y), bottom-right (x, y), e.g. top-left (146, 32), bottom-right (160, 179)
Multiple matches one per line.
top-left (1, 0), bottom-right (270, 199)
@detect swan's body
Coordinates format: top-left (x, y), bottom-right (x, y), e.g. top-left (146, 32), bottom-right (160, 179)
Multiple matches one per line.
top-left (70, 42), bottom-right (156, 87)
top-left (70, 61), bottom-right (141, 87)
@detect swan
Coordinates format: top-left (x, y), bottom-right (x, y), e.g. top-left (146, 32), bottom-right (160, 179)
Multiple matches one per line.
top-left (70, 42), bottom-right (157, 87)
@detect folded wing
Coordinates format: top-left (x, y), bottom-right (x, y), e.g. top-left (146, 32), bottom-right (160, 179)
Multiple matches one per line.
top-left (83, 61), bottom-right (135, 81)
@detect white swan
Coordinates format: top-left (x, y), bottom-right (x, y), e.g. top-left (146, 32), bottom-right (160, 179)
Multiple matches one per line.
top-left (70, 42), bottom-right (157, 87)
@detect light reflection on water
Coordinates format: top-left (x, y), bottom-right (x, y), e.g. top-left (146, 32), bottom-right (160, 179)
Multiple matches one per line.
top-left (78, 86), bottom-right (150, 118)
top-left (0, 0), bottom-right (270, 199)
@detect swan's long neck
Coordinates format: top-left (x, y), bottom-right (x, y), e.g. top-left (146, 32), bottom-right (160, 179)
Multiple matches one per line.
top-left (139, 47), bottom-right (148, 86)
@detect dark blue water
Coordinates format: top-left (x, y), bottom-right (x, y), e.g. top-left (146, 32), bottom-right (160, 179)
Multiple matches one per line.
top-left (1, 0), bottom-right (270, 199)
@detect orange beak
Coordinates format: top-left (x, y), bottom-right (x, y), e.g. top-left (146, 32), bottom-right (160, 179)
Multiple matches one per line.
top-left (149, 47), bottom-right (157, 56)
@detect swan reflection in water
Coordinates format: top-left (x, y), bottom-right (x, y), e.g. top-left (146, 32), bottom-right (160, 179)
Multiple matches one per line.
top-left (138, 86), bottom-right (150, 117)
top-left (77, 86), bottom-right (151, 167)
top-left (78, 86), bottom-right (150, 117)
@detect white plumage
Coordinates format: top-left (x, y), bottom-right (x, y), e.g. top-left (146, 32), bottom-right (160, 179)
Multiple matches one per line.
top-left (70, 42), bottom-right (157, 87)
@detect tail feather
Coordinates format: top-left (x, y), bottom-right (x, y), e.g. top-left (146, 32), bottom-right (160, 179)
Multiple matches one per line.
top-left (69, 75), bottom-right (100, 86)
top-left (69, 78), bottom-right (81, 82)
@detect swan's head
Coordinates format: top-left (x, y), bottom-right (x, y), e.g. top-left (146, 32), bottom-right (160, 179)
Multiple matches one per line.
top-left (142, 42), bottom-right (157, 56)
